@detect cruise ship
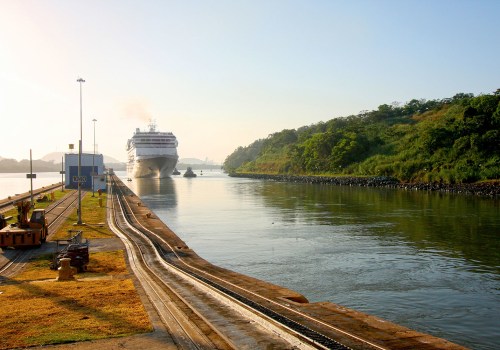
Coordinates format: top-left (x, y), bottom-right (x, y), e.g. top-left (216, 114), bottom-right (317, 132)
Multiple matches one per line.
top-left (126, 121), bottom-right (179, 178)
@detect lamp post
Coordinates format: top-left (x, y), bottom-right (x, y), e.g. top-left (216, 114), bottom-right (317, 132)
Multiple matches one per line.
top-left (77, 77), bottom-right (85, 224)
top-left (29, 149), bottom-right (34, 206)
top-left (92, 118), bottom-right (97, 197)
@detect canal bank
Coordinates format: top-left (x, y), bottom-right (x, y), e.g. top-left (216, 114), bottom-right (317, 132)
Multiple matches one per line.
top-left (229, 173), bottom-right (500, 197)
top-left (0, 182), bottom-right (62, 213)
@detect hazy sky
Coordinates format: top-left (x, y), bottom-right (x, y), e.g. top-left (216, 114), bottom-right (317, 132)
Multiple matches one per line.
top-left (1, 0), bottom-right (498, 163)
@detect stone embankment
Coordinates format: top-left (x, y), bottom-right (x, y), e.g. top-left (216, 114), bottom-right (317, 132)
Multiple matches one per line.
top-left (230, 173), bottom-right (500, 197)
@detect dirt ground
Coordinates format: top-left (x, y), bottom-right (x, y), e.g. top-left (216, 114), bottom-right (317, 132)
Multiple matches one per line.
top-left (28, 331), bottom-right (178, 350)
top-left (2, 237), bottom-right (179, 350)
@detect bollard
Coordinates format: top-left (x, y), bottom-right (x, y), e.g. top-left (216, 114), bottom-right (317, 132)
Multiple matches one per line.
top-left (57, 258), bottom-right (76, 281)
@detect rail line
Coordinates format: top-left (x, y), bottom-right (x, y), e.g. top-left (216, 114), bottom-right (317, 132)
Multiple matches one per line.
top-left (0, 190), bottom-right (80, 282)
top-left (0, 182), bottom-right (63, 213)
top-left (109, 178), bottom-right (237, 349)
top-left (110, 175), bottom-right (385, 350)
top-left (44, 190), bottom-right (81, 231)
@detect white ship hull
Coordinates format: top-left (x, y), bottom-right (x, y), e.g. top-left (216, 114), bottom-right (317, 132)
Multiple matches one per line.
top-left (128, 155), bottom-right (178, 178)
top-left (126, 122), bottom-right (179, 179)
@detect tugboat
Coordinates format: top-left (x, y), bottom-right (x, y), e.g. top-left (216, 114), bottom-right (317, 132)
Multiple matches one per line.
top-left (172, 168), bottom-right (181, 175)
top-left (183, 167), bottom-right (197, 178)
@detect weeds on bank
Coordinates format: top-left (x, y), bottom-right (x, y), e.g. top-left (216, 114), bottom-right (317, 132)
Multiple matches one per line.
top-left (1, 189), bottom-right (70, 224)
top-left (12, 251), bottom-right (128, 282)
top-left (51, 192), bottom-right (115, 240)
top-left (0, 251), bottom-right (152, 349)
top-left (35, 189), bottom-right (70, 210)
top-left (3, 190), bottom-right (115, 239)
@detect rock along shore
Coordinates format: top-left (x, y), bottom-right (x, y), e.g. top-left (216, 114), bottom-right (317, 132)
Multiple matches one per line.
top-left (229, 173), bottom-right (500, 197)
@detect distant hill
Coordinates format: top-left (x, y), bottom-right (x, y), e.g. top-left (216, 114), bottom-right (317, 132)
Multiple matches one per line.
top-left (177, 158), bottom-right (221, 170)
top-left (41, 152), bottom-right (122, 164)
top-left (0, 158), bottom-right (61, 173)
top-left (0, 154), bottom-right (220, 173)
top-left (179, 158), bottom-right (220, 165)
top-left (0, 152), bottom-right (126, 173)
top-left (40, 152), bottom-right (64, 163)
top-left (179, 157), bottom-right (204, 164)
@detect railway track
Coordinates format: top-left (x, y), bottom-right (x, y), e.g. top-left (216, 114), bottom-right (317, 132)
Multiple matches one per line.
top-left (0, 182), bottom-right (63, 213)
top-left (110, 179), bottom-right (289, 349)
top-left (0, 190), bottom-right (80, 282)
top-left (110, 175), bottom-right (385, 350)
top-left (43, 190), bottom-right (81, 233)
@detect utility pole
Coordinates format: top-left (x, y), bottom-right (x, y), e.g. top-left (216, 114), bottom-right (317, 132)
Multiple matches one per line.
top-left (77, 77), bottom-right (85, 224)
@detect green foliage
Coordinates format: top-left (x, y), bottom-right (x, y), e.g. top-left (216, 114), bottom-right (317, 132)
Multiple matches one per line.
top-left (223, 90), bottom-right (500, 183)
top-left (223, 139), bottom-right (265, 174)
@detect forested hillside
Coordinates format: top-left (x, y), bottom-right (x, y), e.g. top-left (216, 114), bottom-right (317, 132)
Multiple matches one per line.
top-left (223, 90), bottom-right (500, 183)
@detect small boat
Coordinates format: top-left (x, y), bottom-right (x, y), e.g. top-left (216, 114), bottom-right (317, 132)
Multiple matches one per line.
top-left (127, 178), bottom-right (132, 182)
top-left (172, 168), bottom-right (181, 175)
top-left (183, 167), bottom-right (197, 178)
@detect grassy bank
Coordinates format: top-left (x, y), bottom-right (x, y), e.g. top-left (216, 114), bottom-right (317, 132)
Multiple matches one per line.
top-left (51, 192), bottom-right (115, 240)
top-left (1, 189), bottom-right (69, 224)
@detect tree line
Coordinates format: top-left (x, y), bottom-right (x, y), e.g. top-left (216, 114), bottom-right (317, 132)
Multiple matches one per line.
top-left (223, 90), bottom-right (500, 183)
top-left (0, 159), bottom-right (62, 173)
top-left (0, 159), bottom-right (127, 173)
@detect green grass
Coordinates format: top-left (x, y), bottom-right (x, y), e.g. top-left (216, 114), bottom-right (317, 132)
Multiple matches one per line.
top-left (52, 192), bottom-right (115, 240)
top-left (1, 251), bottom-right (151, 349)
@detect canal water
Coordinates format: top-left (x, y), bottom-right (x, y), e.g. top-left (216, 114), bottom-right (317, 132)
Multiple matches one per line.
top-left (1, 171), bottom-right (497, 348)
top-left (121, 170), bottom-right (499, 350)
top-left (0, 172), bottom-right (63, 199)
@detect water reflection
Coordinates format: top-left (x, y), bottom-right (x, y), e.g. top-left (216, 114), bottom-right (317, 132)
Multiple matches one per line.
top-left (254, 182), bottom-right (500, 273)
top-left (126, 177), bottom-right (177, 211)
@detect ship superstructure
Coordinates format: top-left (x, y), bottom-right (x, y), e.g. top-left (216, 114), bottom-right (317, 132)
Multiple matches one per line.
top-left (126, 121), bottom-right (178, 178)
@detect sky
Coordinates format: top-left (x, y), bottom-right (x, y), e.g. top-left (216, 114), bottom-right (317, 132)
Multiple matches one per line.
top-left (0, 0), bottom-right (499, 164)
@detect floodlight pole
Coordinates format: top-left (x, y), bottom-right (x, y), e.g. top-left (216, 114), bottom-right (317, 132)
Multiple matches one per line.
top-left (77, 77), bottom-right (85, 224)
top-left (92, 118), bottom-right (97, 197)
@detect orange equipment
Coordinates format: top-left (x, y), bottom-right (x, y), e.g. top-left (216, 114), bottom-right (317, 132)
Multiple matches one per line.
top-left (0, 201), bottom-right (48, 248)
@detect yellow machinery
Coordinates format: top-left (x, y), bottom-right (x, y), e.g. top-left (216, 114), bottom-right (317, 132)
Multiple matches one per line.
top-left (0, 201), bottom-right (48, 248)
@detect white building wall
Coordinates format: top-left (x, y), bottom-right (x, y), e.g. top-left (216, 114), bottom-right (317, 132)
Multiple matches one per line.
top-left (64, 153), bottom-right (106, 191)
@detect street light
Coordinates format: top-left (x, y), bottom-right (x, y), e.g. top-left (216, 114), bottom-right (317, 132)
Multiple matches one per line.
top-left (92, 118), bottom-right (97, 197)
top-left (77, 77), bottom-right (85, 224)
